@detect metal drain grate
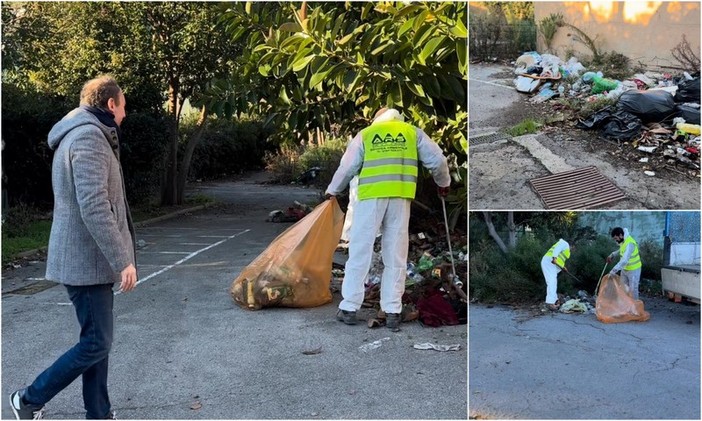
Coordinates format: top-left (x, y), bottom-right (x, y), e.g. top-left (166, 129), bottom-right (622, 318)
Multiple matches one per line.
top-left (529, 166), bottom-right (625, 209)
top-left (469, 132), bottom-right (510, 145)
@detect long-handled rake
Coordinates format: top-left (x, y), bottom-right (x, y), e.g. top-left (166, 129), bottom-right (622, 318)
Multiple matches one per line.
top-left (594, 261), bottom-right (609, 296)
top-left (440, 196), bottom-right (467, 302)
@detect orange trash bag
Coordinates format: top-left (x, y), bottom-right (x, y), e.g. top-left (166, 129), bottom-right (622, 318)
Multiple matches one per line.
top-left (230, 198), bottom-right (344, 310)
top-left (595, 274), bottom-right (650, 323)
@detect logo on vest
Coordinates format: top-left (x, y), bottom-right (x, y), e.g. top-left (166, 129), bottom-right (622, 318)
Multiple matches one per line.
top-left (371, 133), bottom-right (407, 144)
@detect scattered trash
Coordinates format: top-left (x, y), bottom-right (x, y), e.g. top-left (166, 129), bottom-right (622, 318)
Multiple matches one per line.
top-left (674, 77), bottom-right (700, 103)
top-left (617, 90), bottom-right (677, 123)
top-left (295, 166), bottom-right (322, 184)
top-left (359, 337), bottom-right (390, 353)
top-left (676, 104), bottom-right (701, 125)
top-left (582, 71), bottom-right (620, 94)
top-left (639, 158), bottom-right (649, 163)
top-left (559, 299), bottom-right (589, 313)
top-left (190, 401), bottom-right (202, 410)
top-left (637, 146), bottom-right (657, 153)
top-left (413, 342), bottom-right (461, 352)
top-left (576, 106), bottom-right (642, 141)
top-left (676, 122), bottom-right (701, 136)
top-left (266, 201), bottom-right (314, 222)
top-left (644, 171), bottom-right (656, 176)
top-left (515, 75), bottom-right (542, 93)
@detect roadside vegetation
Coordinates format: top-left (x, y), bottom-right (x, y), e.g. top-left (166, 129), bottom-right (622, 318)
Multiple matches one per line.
top-left (469, 212), bottom-right (664, 304)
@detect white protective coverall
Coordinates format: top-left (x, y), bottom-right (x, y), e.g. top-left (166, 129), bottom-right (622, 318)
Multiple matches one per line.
top-left (339, 175), bottom-right (358, 242)
top-left (325, 109), bottom-right (451, 314)
top-left (609, 228), bottom-right (642, 300)
top-left (541, 238), bottom-right (570, 305)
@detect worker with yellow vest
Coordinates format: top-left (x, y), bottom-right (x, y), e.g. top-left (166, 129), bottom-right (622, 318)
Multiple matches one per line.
top-left (325, 108), bottom-right (450, 331)
top-left (541, 238), bottom-right (572, 311)
top-left (607, 227), bottom-right (642, 300)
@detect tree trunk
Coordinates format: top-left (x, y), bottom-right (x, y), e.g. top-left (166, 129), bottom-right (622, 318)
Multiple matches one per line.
top-left (160, 80), bottom-right (180, 206)
top-left (507, 211), bottom-right (517, 249)
top-left (176, 105), bottom-right (209, 204)
top-left (483, 211), bottom-right (508, 254)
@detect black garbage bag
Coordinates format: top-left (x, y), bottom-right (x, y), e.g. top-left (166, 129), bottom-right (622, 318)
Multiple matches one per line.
top-left (617, 90), bottom-right (677, 123)
top-left (674, 78), bottom-right (700, 103)
top-left (577, 106), bottom-right (642, 141)
top-left (676, 104), bottom-right (701, 125)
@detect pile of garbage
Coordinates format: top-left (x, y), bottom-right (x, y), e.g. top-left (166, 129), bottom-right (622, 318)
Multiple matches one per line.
top-left (513, 51), bottom-right (701, 177)
top-left (331, 231), bottom-right (468, 328)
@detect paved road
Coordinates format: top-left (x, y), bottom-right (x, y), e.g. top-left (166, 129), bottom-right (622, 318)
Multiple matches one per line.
top-left (469, 299), bottom-right (700, 419)
top-left (469, 63), bottom-right (701, 210)
top-left (2, 172), bottom-right (467, 419)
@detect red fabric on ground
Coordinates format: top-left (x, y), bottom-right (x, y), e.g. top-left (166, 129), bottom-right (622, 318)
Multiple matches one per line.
top-left (416, 290), bottom-right (459, 327)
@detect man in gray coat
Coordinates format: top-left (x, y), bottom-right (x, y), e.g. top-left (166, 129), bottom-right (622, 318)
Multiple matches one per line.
top-left (10, 76), bottom-right (137, 420)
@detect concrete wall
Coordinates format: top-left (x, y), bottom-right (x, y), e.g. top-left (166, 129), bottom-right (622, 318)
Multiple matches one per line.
top-left (578, 211), bottom-right (667, 245)
top-left (534, 1), bottom-right (700, 70)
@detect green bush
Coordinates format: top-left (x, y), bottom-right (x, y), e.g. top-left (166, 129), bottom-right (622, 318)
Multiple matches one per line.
top-left (298, 138), bottom-right (347, 188)
top-left (640, 240), bottom-right (663, 281)
top-left (264, 144), bottom-right (304, 184)
top-left (1, 83), bottom-right (71, 208)
top-left (1, 203), bottom-right (52, 264)
top-left (120, 112), bottom-right (171, 205)
top-left (186, 117), bottom-right (275, 181)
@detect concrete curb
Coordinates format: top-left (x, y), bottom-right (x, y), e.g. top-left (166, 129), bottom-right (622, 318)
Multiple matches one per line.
top-left (133, 203), bottom-right (210, 228)
top-left (12, 203), bottom-right (211, 260)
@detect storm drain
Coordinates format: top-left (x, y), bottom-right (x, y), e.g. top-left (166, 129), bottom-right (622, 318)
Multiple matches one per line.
top-left (469, 132), bottom-right (510, 146)
top-left (529, 166), bottom-right (625, 209)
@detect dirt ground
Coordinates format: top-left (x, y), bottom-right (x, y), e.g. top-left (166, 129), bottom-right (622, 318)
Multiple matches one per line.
top-left (469, 63), bottom-right (701, 210)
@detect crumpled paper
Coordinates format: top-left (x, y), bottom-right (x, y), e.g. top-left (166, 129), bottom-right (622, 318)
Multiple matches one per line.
top-left (413, 342), bottom-right (461, 352)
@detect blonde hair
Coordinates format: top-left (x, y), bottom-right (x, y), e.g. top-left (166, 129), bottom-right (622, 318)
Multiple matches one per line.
top-left (80, 76), bottom-right (121, 109)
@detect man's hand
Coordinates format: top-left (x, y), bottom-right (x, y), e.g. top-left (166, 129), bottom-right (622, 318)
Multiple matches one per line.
top-left (120, 264), bottom-right (137, 293)
top-left (324, 193), bottom-right (335, 200)
top-left (606, 256), bottom-right (612, 264)
top-left (437, 186), bottom-right (450, 197)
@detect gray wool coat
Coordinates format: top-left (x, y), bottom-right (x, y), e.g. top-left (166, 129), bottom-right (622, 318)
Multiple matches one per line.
top-left (46, 107), bottom-right (136, 286)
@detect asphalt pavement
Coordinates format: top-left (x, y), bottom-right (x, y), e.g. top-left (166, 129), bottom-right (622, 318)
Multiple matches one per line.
top-left (469, 299), bottom-right (700, 419)
top-left (2, 172), bottom-right (467, 419)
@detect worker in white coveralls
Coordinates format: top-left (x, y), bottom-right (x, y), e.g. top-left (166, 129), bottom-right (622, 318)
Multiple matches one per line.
top-left (607, 227), bottom-right (642, 300)
top-left (541, 238), bottom-right (572, 311)
top-left (325, 108), bottom-right (451, 332)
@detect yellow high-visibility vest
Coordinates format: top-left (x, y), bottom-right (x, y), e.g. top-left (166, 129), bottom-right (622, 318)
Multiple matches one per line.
top-left (620, 236), bottom-right (642, 271)
top-left (358, 121), bottom-right (418, 200)
top-left (545, 241), bottom-right (570, 268)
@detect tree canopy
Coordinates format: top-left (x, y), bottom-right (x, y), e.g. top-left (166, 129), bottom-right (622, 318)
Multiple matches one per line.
top-left (218, 1), bottom-right (467, 154)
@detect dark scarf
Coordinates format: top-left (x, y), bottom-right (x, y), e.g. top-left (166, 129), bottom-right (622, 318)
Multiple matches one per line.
top-left (81, 105), bottom-right (122, 157)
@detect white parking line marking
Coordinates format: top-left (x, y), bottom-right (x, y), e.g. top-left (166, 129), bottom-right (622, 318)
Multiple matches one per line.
top-left (178, 243), bottom-right (211, 246)
top-left (114, 229), bottom-right (250, 295)
top-left (138, 251), bottom-right (191, 255)
top-left (469, 78), bottom-right (515, 90)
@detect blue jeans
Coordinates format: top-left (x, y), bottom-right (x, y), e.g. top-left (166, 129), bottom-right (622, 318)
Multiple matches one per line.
top-left (24, 283), bottom-right (114, 419)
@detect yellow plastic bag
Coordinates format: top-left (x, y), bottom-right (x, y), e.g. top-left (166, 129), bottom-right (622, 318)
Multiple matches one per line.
top-left (596, 274), bottom-right (650, 323)
top-left (230, 198), bottom-right (344, 310)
